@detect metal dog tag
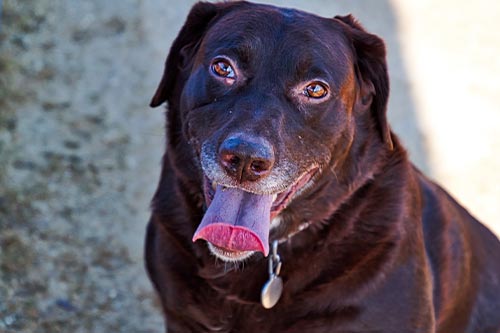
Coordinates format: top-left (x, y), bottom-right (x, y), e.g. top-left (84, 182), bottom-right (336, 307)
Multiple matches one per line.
top-left (261, 240), bottom-right (283, 309)
top-left (261, 275), bottom-right (283, 309)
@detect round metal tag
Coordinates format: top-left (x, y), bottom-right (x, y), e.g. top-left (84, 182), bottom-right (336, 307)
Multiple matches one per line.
top-left (261, 276), bottom-right (283, 309)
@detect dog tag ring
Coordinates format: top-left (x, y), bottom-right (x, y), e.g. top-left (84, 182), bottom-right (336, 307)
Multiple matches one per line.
top-left (261, 240), bottom-right (283, 309)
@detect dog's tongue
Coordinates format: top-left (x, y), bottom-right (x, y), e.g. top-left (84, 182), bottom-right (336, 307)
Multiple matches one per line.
top-left (193, 185), bottom-right (272, 256)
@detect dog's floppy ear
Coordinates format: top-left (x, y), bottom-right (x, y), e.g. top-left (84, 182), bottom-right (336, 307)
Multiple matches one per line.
top-left (150, 2), bottom-right (219, 108)
top-left (335, 15), bottom-right (393, 150)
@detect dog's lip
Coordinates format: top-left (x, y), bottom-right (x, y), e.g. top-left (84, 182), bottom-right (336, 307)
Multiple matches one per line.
top-left (203, 166), bottom-right (319, 215)
top-left (269, 167), bottom-right (318, 216)
top-left (207, 243), bottom-right (255, 262)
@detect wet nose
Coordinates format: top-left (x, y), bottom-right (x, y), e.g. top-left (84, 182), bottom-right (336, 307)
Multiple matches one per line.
top-left (218, 134), bottom-right (275, 182)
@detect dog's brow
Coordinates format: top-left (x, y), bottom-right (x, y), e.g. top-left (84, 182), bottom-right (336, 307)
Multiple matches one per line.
top-left (207, 37), bottom-right (260, 65)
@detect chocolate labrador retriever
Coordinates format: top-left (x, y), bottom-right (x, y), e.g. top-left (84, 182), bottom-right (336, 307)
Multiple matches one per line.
top-left (145, 2), bottom-right (500, 332)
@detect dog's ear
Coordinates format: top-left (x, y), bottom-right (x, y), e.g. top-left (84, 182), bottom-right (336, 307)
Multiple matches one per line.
top-left (150, 2), bottom-right (220, 108)
top-left (335, 15), bottom-right (393, 150)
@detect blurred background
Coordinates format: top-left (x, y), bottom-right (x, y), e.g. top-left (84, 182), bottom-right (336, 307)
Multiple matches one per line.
top-left (0, 0), bottom-right (498, 332)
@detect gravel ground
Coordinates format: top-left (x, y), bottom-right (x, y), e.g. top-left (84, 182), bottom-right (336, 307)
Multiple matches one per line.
top-left (0, 1), bottom-right (167, 331)
top-left (0, 1), bottom-right (498, 332)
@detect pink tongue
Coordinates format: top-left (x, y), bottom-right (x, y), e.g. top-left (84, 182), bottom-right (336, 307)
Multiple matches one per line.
top-left (192, 185), bottom-right (272, 256)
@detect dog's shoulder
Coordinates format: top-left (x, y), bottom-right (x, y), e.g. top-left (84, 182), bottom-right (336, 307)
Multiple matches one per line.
top-left (414, 167), bottom-right (500, 331)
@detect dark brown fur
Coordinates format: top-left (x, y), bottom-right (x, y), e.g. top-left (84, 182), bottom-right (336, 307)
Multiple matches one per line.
top-left (145, 2), bottom-right (500, 332)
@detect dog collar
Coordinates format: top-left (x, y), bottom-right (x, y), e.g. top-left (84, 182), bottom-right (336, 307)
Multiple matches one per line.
top-left (277, 221), bottom-right (313, 244)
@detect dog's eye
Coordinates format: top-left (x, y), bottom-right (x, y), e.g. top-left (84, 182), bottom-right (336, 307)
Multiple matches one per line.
top-left (211, 60), bottom-right (235, 79)
top-left (304, 82), bottom-right (329, 99)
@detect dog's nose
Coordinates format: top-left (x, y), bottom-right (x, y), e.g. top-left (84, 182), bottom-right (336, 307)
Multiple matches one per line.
top-left (219, 134), bottom-right (275, 182)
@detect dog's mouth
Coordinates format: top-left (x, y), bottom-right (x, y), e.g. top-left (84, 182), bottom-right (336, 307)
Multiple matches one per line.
top-left (192, 167), bottom-right (318, 261)
top-left (207, 243), bottom-right (256, 262)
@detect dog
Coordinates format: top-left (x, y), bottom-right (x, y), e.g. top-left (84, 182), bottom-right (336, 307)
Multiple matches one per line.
top-left (145, 2), bottom-right (500, 332)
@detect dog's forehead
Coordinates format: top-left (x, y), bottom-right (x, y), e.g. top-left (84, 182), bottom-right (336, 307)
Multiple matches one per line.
top-left (202, 5), bottom-right (352, 66)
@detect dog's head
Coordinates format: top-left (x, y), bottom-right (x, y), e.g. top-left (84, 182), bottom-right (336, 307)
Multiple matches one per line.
top-left (151, 1), bottom-right (393, 262)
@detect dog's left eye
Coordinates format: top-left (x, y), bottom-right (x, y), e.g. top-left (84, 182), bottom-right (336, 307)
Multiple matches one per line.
top-left (211, 60), bottom-right (235, 79)
top-left (304, 82), bottom-right (329, 99)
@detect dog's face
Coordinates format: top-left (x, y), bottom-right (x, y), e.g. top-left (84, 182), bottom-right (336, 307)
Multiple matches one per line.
top-left (151, 2), bottom-right (392, 262)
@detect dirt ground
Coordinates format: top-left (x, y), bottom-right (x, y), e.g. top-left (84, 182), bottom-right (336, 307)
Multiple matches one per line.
top-left (0, 1), bottom-right (498, 332)
top-left (0, 0), bottom-right (167, 331)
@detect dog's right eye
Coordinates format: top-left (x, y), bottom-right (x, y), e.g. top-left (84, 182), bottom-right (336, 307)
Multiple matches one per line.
top-left (211, 60), bottom-right (236, 82)
top-left (304, 82), bottom-right (329, 99)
